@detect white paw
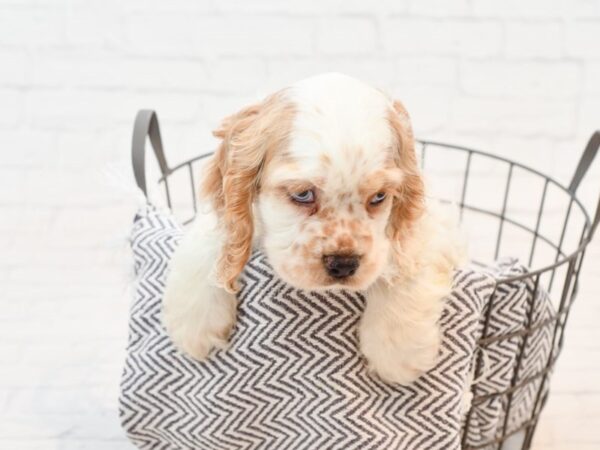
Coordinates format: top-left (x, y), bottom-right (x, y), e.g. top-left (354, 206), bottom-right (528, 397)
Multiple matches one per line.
top-left (162, 282), bottom-right (237, 361)
top-left (359, 324), bottom-right (441, 385)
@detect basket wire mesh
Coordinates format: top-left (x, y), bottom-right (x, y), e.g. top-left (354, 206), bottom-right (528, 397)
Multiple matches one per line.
top-left (132, 110), bottom-right (600, 450)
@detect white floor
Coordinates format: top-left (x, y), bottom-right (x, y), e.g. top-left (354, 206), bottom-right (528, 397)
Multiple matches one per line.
top-left (1, 197), bottom-right (599, 450)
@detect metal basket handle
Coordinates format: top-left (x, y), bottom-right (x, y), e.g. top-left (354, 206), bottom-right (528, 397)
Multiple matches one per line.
top-left (132, 109), bottom-right (170, 197)
top-left (568, 131), bottom-right (600, 240)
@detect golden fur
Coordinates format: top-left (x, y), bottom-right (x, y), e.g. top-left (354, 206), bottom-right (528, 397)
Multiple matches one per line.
top-left (202, 90), bottom-right (296, 292)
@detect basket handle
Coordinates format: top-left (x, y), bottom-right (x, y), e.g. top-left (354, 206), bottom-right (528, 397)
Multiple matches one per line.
top-left (132, 110), bottom-right (170, 197)
top-left (568, 130), bottom-right (600, 240)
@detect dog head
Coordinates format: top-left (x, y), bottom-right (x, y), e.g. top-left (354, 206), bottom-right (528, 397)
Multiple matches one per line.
top-left (203, 73), bottom-right (424, 292)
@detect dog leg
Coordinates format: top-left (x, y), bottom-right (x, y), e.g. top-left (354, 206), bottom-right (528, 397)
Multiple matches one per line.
top-left (359, 271), bottom-right (451, 385)
top-left (162, 210), bottom-right (237, 360)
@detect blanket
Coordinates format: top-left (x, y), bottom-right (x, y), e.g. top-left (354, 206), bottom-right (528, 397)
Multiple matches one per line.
top-left (119, 205), bottom-right (553, 450)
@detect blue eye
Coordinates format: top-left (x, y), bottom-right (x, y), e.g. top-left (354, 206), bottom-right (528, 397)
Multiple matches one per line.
top-left (369, 192), bottom-right (386, 205)
top-left (291, 190), bottom-right (315, 204)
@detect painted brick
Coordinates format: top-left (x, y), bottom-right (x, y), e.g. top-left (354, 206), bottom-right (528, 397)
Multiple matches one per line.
top-left (206, 58), bottom-right (268, 93)
top-left (0, 8), bottom-right (65, 46)
top-left (31, 54), bottom-right (211, 90)
top-left (0, 129), bottom-right (57, 167)
top-left (393, 57), bottom-right (457, 86)
top-left (126, 14), bottom-right (314, 57)
top-left (566, 20), bottom-right (600, 58)
top-left (471, 0), bottom-right (568, 18)
top-left (0, 50), bottom-right (29, 86)
top-left (459, 61), bottom-right (580, 98)
top-left (213, 0), bottom-right (388, 14)
top-left (383, 19), bottom-right (504, 57)
top-left (505, 21), bottom-right (564, 59)
top-left (1, 2), bottom-right (600, 449)
top-left (584, 62), bottom-right (600, 94)
top-left (65, 7), bottom-right (124, 47)
top-left (316, 18), bottom-right (379, 55)
top-left (449, 96), bottom-right (577, 137)
top-left (406, 0), bottom-right (470, 17)
top-left (0, 89), bottom-right (23, 127)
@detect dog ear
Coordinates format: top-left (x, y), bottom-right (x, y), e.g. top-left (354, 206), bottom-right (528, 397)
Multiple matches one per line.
top-left (202, 102), bottom-right (262, 214)
top-left (202, 91), bottom-right (294, 293)
top-left (387, 100), bottom-right (425, 241)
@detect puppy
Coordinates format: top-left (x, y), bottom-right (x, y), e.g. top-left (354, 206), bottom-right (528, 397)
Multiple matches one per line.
top-left (162, 73), bottom-right (464, 385)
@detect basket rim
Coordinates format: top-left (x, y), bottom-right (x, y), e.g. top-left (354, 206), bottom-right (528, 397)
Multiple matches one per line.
top-left (417, 139), bottom-right (593, 284)
top-left (156, 140), bottom-right (593, 285)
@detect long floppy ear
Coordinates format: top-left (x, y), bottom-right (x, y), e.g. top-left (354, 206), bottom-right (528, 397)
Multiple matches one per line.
top-left (201, 91), bottom-right (294, 293)
top-left (387, 100), bottom-right (425, 241)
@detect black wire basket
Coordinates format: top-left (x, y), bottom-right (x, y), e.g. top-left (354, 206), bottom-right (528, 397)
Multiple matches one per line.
top-left (132, 110), bottom-right (599, 450)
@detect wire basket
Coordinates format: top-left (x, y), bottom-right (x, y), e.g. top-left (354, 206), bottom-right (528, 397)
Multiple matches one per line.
top-left (131, 110), bottom-right (599, 450)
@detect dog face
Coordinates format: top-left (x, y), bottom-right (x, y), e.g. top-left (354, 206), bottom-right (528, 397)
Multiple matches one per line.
top-left (258, 151), bottom-right (401, 291)
top-left (203, 73), bottom-right (424, 292)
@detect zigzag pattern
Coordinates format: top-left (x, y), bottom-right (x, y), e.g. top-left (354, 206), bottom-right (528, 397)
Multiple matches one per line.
top-left (119, 206), bottom-right (552, 450)
top-left (463, 260), bottom-right (555, 449)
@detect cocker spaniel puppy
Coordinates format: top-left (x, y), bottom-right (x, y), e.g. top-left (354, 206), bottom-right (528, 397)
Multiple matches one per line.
top-left (162, 73), bottom-right (464, 385)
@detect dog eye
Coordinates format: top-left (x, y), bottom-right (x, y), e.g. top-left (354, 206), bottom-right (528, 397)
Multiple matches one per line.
top-left (290, 190), bottom-right (315, 204)
top-left (369, 192), bottom-right (386, 205)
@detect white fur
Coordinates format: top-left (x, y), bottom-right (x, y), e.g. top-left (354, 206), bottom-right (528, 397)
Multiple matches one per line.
top-left (259, 74), bottom-right (398, 291)
top-left (163, 73), bottom-right (466, 385)
top-left (162, 204), bottom-right (237, 360)
top-left (360, 202), bottom-right (466, 384)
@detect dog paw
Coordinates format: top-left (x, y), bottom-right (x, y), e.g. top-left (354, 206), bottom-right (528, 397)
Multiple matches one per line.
top-left (162, 285), bottom-right (237, 361)
top-left (359, 326), bottom-right (441, 385)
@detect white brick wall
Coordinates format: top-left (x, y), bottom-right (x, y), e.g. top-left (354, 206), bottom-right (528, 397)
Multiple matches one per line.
top-left (1, 1), bottom-right (599, 449)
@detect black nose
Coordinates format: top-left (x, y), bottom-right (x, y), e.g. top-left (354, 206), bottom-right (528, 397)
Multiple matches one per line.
top-left (323, 255), bottom-right (360, 279)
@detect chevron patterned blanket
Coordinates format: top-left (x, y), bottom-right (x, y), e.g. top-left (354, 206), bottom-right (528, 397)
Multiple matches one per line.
top-left (120, 205), bottom-right (554, 450)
